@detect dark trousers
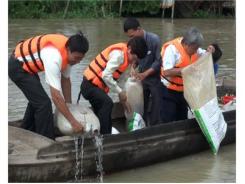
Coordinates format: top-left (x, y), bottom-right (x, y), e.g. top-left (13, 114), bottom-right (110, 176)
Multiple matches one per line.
top-left (142, 79), bottom-right (164, 126)
top-left (160, 86), bottom-right (188, 123)
top-left (8, 56), bottom-right (55, 139)
top-left (79, 77), bottom-right (113, 134)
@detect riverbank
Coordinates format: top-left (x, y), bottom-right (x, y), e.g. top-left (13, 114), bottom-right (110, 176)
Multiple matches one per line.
top-left (9, 0), bottom-right (235, 19)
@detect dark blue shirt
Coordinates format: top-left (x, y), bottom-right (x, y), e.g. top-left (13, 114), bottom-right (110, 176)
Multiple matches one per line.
top-left (213, 63), bottom-right (219, 76)
top-left (138, 31), bottom-right (162, 82)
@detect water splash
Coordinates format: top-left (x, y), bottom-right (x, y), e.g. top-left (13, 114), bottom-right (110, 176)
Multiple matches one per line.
top-left (73, 132), bottom-right (104, 183)
top-left (93, 134), bottom-right (104, 183)
top-left (74, 136), bottom-right (85, 182)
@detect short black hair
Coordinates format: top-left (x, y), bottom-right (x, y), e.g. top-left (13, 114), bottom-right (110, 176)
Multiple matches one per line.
top-left (66, 31), bottom-right (89, 54)
top-left (127, 36), bottom-right (148, 59)
top-left (123, 18), bottom-right (140, 32)
top-left (211, 43), bottom-right (222, 63)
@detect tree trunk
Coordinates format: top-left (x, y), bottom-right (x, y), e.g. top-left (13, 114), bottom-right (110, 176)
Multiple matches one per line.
top-left (119, 0), bottom-right (123, 16)
top-left (63, 0), bottom-right (71, 19)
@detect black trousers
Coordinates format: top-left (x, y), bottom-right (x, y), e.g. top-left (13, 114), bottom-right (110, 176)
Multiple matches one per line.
top-left (8, 56), bottom-right (55, 139)
top-left (160, 86), bottom-right (188, 123)
top-left (79, 77), bottom-right (113, 134)
top-left (142, 79), bottom-right (164, 126)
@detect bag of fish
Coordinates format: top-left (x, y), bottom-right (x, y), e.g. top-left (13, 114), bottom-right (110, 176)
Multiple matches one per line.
top-left (182, 53), bottom-right (227, 155)
top-left (54, 104), bottom-right (100, 136)
top-left (124, 77), bottom-right (145, 131)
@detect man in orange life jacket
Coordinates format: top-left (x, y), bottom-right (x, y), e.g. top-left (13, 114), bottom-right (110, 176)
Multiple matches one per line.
top-left (160, 27), bottom-right (216, 122)
top-left (77, 36), bottom-right (148, 134)
top-left (123, 18), bottom-right (164, 126)
top-left (8, 32), bottom-right (89, 139)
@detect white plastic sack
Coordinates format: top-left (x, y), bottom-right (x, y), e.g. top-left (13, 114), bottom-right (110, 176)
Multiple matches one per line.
top-left (128, 112), bottom-right (146, 132)
top-left (54, 104), bottom-right (100, 136)
top-left (112, 127), bottom-right (120, 134)
top-left (124, 77), bottom-right (145, 131)
top-left (182, 53), bottom-right (227, 154)
top-left (124, 77), bottom-right (144, 119)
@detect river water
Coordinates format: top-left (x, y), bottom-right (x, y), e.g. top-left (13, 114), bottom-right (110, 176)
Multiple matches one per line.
top-left (8, 18), bottom-right (236, 182)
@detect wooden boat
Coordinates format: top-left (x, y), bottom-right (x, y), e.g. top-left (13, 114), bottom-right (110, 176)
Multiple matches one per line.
top-left (8, 79), bottom-right (236, 182)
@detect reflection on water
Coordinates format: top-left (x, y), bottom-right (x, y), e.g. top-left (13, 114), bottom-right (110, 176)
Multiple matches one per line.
top-left (8, 18), bottom-right (236, 182)
top-left (104, 144), bottom-right (236, 183)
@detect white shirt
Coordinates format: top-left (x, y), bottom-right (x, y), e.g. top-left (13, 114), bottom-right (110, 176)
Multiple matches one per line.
top-left (40, 46), bottom-right (71, 91)
top-left (17, 45), bottom-right (71, 91)
top-left (102, 50), bottom-right (130, 94)
top-left (161, 44), bottom-right (206, 86)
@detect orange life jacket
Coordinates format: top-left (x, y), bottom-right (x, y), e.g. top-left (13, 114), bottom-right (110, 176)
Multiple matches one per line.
top-left (161, 37), bottom-right (199, 92)
top-left (14, 34), bottom-right (68, 74)
top-left (83, 43), bottom-right (129, 93)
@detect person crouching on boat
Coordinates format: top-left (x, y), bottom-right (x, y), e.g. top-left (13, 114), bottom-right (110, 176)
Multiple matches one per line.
top-left (77, 36), bottom-right (148, 134)
top-left (8, 32), bottom-right (89, 139)
top-left (160, 27), bottom-right (217, 123)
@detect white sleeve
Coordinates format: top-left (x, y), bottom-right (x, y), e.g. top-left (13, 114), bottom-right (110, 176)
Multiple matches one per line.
top-left (162, 44), bottom-right (179, 70)
top-left (102, 50), bottom-right (124, 94)
top-left (40, 46), bottom-right (62, 91)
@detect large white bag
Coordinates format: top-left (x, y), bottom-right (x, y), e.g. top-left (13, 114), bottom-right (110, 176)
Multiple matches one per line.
top-left (54, 104), bottom-right (100, 136)
top-left (124, 77), bottom-right (145, 131)
top-left (182, 53), bottom-right (227, 154)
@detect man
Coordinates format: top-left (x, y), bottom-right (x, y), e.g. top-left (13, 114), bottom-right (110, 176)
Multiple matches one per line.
top-left (123, 18), bottom-right (164, 126)
top-left (8, 32), bottom-right (89, 139)
top-left (160, 27), bottom-right (215, 122)
top-left (77, 36), bottom-right (148, 134)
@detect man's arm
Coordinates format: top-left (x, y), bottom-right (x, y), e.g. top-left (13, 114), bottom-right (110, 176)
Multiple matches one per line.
top-left (50, 86), bottom-right (83, 133)
top-left (61, 75), bottom-right (72, 103)
top-left (162, 68), bottom-right (182, 77)
top-left (135, 34), bottom-right (162, 81)
top-left (162, 44), bottom-right (181, 77)
top-left (134, 68), bottom-right (155, 81)
top-left (150, 34), bottom-right (162, 73)
top-left (102, 50), bottom-right (132, 113)
top-left (102, 50), bottom-right (124, 94)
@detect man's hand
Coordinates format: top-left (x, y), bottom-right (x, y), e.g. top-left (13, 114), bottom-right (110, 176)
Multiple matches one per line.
top-left (119, 91), bottom-right (127, 103)
top-left (134, 68), bottom-right (155, 81)
top-left (130, 67), bottom-right (137, 77)
top-left (134, 72), bottom-right (147, 81)
top-left (122, 101), bottom-right (132, 114)
top-left (70, 119), bottom-right (84, 133)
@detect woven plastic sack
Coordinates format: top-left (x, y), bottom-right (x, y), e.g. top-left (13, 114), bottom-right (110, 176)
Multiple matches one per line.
top-left (124, 77), bottom-right (145, 131)
top-left (182, 53), bottom-right (227, 154)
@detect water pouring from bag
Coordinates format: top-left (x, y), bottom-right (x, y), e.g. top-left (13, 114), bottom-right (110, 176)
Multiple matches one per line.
top-left (54, 104), bottom-right (100, 136)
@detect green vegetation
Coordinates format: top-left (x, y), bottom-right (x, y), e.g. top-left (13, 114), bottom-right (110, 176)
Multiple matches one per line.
top-left (192, 10), bottom-right (218, 18)
top-left (9, 0), bottom-right (235, 19)
top-left (9, 0), bottom-right (160, 19)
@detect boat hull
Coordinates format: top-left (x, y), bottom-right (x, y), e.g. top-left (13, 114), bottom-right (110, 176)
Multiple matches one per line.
top-left (9, 110), bottom-right (235, 182)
